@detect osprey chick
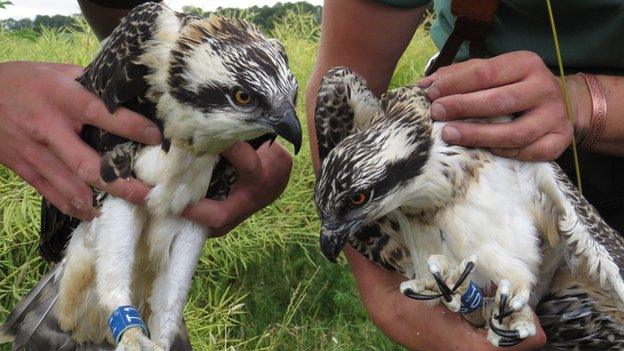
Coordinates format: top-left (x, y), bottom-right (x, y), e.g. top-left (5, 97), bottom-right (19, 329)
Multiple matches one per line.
top-left (1, 3), bottom-right (301, 350)
top-left (314, 67), bottom-right (624, 349)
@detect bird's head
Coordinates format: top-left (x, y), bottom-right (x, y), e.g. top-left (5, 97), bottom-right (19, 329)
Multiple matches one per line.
top-left (154, 15), bottom-right (301, 154)
top-left (314, 85), bottom-right (433, 262)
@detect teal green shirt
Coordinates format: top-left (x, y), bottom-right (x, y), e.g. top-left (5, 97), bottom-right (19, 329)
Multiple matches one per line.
top-left (375, 0), bottom-right (624, 74)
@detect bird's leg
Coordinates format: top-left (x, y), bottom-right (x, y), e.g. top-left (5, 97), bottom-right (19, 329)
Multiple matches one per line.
top-left (92, 197), bottom-right (155, 348)
top-left (147, 217), bottom-right (208, 349)
top-left (486, 280), bottom-right (535, 347)
top-left (400, 254), bottom-right (480, 313)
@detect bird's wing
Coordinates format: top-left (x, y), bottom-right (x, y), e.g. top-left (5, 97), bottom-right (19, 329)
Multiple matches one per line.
top-left (314, 67), bottom-right (382, 160)
top-left (539, 162), bottom-right (624, 303)
top-left (39, 3), bottom-right (171, 262)
top-left (77, 2), bottom-right (168, 113)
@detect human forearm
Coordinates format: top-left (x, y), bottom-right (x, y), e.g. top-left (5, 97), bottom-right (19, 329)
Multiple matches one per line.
top-left (306, 0), bottom-right (426, 171)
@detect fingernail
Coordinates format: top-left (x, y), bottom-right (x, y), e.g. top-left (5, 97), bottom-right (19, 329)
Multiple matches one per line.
top-left (417, 79), bottom-right (433, 88)
top-left (144, 126), bottom-right (162, 144)
top-left (442, 125), bottom-right (461, 143)
top-left (430, 103), bottom-right (446, 120)
top-left (426, 86), bottom-right (441, 100)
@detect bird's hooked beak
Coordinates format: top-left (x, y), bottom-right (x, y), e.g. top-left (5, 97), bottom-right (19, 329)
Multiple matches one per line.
top-left (319, 222), bottom-right (354, 263)
top-left (264, 104), bottom-right (302, 154)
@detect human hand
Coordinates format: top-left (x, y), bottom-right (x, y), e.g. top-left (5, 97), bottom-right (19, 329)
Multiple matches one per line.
top-left (182, 140), bottom-right (293, 236)
top-left (345, 246), bottom-right (547, 351)
top-left (418, 51), bottom-right (590, 161)
top-left (0, 61), bottom-right (161, 221)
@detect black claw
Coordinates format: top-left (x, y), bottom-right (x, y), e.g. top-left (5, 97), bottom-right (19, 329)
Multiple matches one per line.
top-left (496, 293), bottom-right (509, 324)
top-left (432, 272), bottom-right (453, 303)
top-left (489, 316), bottom-right (521, 339)
top-left (498, 337), bottom-right (523, 347)
top-left (402, 288), bottom-right (442, 301)
top-left (451, 261), bottom-right (475, 292)
top-left (496, 306), bottom-right (515, 322)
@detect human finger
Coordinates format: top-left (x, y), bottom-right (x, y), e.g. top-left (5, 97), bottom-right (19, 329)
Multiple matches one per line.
top-left (181, 144), bottom-right (265, 231)
top-left (491, 126), bottom-right (572, 162)
top-left (183, 142), bottom-right (292, 234)
top-left (56, 79), bottom-right (161, 145)
top-left (430, 80), bottom-right (542, 121)
top-left (23, 142), bottom-right (97, 216)
top-left (44, 125), bottom-right (151, 205)
top-left (10, 160), bottom-right (95, 220)
top-left (440, 108), bottom-right (560, 149)
top-left (214, 142), bottom-right (292, 235)
top-left (421, 51), bottom-right (543, 100)
top-left (181, 191), bottom-right (250, 232)
top-left (221, 141), bottom-right (263, 181)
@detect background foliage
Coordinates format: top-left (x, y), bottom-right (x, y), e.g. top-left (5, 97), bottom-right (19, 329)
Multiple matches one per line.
top-left (0, 5), bottom-right (436, 351)
top-left (0, 2), bottom-right (321, 33)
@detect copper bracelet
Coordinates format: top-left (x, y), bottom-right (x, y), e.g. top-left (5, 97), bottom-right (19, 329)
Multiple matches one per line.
top-left (577, 73), bottom-right (607, 151)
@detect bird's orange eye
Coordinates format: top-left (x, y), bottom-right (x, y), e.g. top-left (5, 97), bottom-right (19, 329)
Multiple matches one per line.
top-left (233, 89), bottom-right (252, 106)
top-left (351, 193), bottom-right (367, 206)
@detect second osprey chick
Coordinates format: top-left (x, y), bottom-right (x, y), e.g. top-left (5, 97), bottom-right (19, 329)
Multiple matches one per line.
top-left (314, 67), bottom-right (624, 349)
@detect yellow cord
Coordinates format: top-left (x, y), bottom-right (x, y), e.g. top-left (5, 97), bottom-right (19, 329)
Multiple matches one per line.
top-left (545, 0), bottom-right (583, 193)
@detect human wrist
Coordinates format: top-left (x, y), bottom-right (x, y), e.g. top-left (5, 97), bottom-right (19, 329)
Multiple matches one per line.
top-left (565, 73), bottom-right (592, 144)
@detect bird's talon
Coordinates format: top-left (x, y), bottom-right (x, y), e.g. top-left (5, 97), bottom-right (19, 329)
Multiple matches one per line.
top-left (498, 337), bottom-right (523, 347)
top-left (486, 280), bottom-right (534, 347)
top-left (432, 272), bottom-right (453, 302)
top-left (451, 259), bottom-right (475, 292)
top-left (489, 316), bottom-right (521, 339)
top-left (401, 287), bottom-right (442, 300)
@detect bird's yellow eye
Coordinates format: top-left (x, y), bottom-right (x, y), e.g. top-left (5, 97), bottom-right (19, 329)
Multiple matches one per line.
top-left (233, 89), bottom-right (252, 106)
top-left (351, 193), bottom-right (367, 206)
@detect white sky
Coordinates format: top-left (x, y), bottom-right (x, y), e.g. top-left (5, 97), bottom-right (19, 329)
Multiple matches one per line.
top-left (0, 0), bottom-right (322, 20)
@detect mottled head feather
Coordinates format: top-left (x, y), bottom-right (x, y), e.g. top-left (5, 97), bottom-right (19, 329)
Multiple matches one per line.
top-left (142, 11), bottom-right (299, 153)
top-left (178, 16), bottom-right (265, 46)
top-left (315, 84), bottom-right (434, 229)
top-left (314, 67), bottom-right (382, 161)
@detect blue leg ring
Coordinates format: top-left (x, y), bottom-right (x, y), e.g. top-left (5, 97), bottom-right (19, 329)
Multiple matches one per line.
top-left (458, 281), bottom-right (484, 314)
top-left (108, 305), bottom-right (149, 344)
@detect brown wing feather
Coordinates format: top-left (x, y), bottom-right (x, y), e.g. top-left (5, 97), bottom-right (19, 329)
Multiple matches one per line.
top-left (39, 3), bottom-right (168, 262)
top-left (541, 163), bottom-right (624, 302)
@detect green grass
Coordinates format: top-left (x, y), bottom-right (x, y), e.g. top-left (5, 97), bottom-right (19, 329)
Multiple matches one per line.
top-left (0, 10), bottom-right (436, 351)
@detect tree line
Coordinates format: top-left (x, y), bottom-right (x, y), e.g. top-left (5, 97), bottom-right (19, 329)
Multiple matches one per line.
top-left (0, 2), bottom-right (322, 33)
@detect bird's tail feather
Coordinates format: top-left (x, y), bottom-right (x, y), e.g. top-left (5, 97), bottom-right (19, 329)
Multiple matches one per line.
top-left (0, 260), bottom-right (64, 347)
top-left (0, 259), bottom-right (192, 350)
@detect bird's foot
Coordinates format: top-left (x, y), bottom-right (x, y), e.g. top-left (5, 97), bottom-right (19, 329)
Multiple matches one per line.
top-left (400, 254), bottom-right (480, 313)
top-left (486, 280), bottom-right (535, 347)
top-left (115, 328), bottom-right (164, 351)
